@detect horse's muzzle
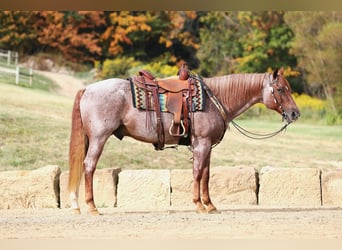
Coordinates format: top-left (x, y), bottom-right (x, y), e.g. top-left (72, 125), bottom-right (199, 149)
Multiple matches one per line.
top-left (291, 110), bottom-right (301, 121)
top-left (283, 109), bottom-right (300, 123)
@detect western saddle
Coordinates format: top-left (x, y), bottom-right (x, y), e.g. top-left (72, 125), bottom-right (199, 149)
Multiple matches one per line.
top-left (130, 64), bottom-right (197, 150)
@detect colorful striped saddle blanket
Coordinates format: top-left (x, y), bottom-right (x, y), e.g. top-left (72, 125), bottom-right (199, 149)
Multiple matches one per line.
top-left (130, 75), bottom-right (205, 113)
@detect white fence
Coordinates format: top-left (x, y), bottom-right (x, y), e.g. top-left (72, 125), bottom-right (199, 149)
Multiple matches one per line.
top-left (0, 49), bottom-right (19, 65)
top-left (0, 49), bottom-right (33, 85)
top-left (0, 65), bottom-right (33, 85)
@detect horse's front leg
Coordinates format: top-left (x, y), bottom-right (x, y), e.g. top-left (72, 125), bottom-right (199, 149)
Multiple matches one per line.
top-left (200, 152), bottom-right (218, 213)
top-left (192, 137), bottom-right (212, 213)
top-left (192, 167), bottom-right (206, 213)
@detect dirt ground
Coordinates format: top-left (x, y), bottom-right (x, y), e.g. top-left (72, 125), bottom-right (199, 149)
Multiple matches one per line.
top-left (1, 207), bottom-right (342, 239)
top-left (36, 70), bottom-right (85, 98)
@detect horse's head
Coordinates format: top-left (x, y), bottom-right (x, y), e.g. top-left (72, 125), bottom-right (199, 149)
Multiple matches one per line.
top-left (263, 68), bottom-right (300, 124)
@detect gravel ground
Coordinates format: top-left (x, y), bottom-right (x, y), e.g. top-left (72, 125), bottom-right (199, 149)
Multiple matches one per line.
top-left (1, 207), bottom-right (342, 239)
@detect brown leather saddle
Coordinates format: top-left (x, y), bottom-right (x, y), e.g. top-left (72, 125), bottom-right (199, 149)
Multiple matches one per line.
top-left (129, 65), bottom-right (197, 150)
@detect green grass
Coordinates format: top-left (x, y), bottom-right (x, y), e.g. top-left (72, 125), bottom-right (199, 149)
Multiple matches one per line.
top-left (0, 83), bottom-right (71, 170)
top-left (0, 81), bottom-right (341, 172)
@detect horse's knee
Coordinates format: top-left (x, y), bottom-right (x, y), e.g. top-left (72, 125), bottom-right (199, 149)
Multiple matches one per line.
top-left (193, 167), bottom-right (202, 182)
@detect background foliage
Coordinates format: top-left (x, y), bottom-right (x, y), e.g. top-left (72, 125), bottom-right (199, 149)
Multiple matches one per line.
top-left (0, 11), bottom-right (341, 123)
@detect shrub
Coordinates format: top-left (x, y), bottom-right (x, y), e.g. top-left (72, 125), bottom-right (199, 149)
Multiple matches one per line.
top-left (325, 112), bottom-right (342, 125)
top-left (128, 61), bottom-right (179, 78)
top-left (292, 93), bottom-right (327, 121)
top-left (100, 57), bottom-right (141, 79)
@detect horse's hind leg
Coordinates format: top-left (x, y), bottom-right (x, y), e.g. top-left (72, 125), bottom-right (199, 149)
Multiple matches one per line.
top-left (84, 136), bottom-right (108, 215)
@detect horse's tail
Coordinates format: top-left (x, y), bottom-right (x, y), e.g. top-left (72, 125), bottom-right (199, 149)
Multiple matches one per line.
top-left (68, 89), bottom-right (87, 195)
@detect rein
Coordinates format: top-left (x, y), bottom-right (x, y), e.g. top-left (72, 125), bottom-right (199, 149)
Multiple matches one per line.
top-left (231, 120), bottom-right (288, 140)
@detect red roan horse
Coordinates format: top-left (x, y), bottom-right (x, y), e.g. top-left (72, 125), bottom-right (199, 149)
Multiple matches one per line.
top-left (68, 68), bottom-right (300, 214)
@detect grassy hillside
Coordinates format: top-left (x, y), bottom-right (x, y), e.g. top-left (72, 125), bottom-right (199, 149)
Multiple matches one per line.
top-left (0, 83), bottom-right (71, 170)
top-left (1, 81), bottom-right (341, 172)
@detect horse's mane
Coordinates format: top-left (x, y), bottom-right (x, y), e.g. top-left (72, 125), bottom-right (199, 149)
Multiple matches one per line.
top-left (204, 73), bottom-right (267, 109)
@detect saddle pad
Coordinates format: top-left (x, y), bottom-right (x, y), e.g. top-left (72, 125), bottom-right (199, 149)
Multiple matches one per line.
top-left (130, 78), bottom-right (205, 112)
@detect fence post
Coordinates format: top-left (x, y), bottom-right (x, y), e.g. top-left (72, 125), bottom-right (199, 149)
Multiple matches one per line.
top-left (15, 65), bottom-right (19, 84)
top-left (7, 50), bottom-right (11, 65)
top-left (14, 52), bottom-right (18, 65)
top-left (29, 68), bottom-right (33, 86)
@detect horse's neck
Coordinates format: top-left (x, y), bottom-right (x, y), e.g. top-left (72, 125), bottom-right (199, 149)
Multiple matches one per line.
top-left (204, 74), bottom-right (265, 120)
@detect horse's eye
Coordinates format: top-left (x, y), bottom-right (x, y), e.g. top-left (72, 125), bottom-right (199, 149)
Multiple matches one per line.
top-left (277, 88), bottom-right (283, 93)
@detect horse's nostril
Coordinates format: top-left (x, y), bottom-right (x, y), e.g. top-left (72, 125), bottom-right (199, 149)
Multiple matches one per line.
top-left (292, 111), bottom-right (299, 120)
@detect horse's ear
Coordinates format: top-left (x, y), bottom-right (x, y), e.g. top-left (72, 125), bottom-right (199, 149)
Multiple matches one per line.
top-left (278, 67), bottom-right (284, 75)
top-left (272, 68), bottom-right (279, 80)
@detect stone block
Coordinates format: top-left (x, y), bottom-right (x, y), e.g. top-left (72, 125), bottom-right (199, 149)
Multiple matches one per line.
top-left (258, 166), bottom-right (321, 207)
top-left (321, 168), bottom-right (342, 206)
top-left (170, 169), bottom-right (193, 208)
top-left (0, 165), bottom-right (61, 209)
top-left (117, 169), bottom-right (170, 210)
top-left (210, 166), bottom-right (258, 206)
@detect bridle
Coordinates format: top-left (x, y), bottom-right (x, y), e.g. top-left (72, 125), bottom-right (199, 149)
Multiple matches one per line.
top-left (228, 73), bottom-right (290, 140)
top-left (269, 74), bottom-right (290, 123)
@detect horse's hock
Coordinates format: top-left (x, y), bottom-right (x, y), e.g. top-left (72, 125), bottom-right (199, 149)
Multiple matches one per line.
top-left (1, 165), bottom-right (342, 210)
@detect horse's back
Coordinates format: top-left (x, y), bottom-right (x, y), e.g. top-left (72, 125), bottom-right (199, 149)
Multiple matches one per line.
top-left (84, 78), bottom-right (130, 93)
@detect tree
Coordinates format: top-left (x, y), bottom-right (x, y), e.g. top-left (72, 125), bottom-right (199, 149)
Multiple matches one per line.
top-left (36, 11), bottom-right (105, 64)
top-left (100, 11), bottom-right (152, 58)
top-left (284, 11), bottom-right (342, 116)
top-left (196, 12), bottom-right (242, 76)
top-left (235, 12), bottom-right (297, 74)
top-left (197, 11), bottom-right (299, 86)
top-left (157, 11), bottom-right (200, 68)
top-left (0, 11), bottom-right (39, 54)
top-left (100, 11), bottom-right (200, 68)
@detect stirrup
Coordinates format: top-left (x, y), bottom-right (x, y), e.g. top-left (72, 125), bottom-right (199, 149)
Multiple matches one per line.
top-left (169, 120), bottom-right (186, 137)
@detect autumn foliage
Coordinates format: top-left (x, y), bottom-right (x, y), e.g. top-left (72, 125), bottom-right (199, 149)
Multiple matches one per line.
top-left (0, 11), bottom-right (199, 66)
top-left (1, 11), bottom-right (341, 119)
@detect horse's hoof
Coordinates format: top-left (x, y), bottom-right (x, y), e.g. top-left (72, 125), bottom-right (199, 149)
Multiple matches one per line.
top-left (195, 202), bottom-right (207, 214)
top-left (71, 208), bottom-right (81, 215)
top-left (88, 208), bottom-right (101, 216)
top-left (196, 208), bottom-right (207, 214)
top-left (195, 205), bottom-right (207, 214)
top-left (206, 204), bottom-right (220, 214)
top-left (207, 208), bottom-right (220, 214)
